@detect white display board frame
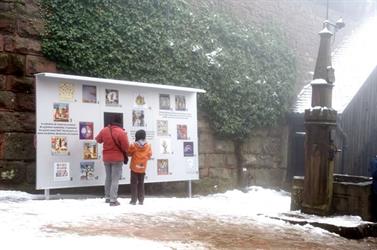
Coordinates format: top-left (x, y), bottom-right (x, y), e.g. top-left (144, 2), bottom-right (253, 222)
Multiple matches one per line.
top-left (35, 73), bottom-right (205, 192)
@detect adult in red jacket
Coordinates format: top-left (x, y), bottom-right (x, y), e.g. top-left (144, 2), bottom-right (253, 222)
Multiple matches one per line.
top-left (95, 115), bottom-right (129, 206)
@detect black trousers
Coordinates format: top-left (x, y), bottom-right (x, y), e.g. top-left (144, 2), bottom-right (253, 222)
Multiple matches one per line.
top-left (130, 170), bottom-right (145, 203)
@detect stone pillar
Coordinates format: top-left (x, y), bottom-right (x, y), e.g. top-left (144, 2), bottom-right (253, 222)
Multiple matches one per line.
top-left (302, 107), bottom-right (337, 215)
top-left (302, 21), bottom-right (338, 215)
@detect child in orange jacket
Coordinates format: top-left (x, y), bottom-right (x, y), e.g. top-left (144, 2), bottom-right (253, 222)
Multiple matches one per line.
top-left (128, 129), bottom-right (152, 205)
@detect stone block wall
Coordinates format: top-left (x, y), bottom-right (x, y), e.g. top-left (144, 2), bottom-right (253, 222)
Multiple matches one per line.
top-left (240, 125), bottom-right (289, 188)
top-left (0, 0), bottom-right (56, 186)
top-left (194, 111), bottom-right (289, 193)
top-left (194, 112), bottom-right (238, 193)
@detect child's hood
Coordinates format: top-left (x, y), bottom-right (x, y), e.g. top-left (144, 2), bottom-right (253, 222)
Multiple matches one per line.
top-left (135, 139), bottom-right (148, 149)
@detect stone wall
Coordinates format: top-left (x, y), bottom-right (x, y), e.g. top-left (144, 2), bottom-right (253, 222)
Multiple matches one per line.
top-left (0, 0), bottom-right (56, 187)
top-left (193, 111), bottom-right (289, 193)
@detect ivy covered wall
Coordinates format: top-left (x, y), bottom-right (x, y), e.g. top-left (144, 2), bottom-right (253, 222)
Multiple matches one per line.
top-left (41, 0), bottom-right (296, 140)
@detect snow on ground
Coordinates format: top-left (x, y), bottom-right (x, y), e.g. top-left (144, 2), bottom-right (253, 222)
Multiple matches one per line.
top-left (0, 186), bottom-right (369, 249)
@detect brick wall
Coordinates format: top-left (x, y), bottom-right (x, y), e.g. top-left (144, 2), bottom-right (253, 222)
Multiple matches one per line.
top-left (0, 0), bottom-right (56, 186)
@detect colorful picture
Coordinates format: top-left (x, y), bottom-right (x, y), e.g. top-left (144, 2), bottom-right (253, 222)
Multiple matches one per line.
top-left (80, 162), bottom-right (95, 181)
top-left (177, 124), bottom-right (188, 140)
top-left (53, 103), bottom-right (69, 122)
top-left (159, 94), bottom-right (170, 110)
top-left (175, 95), bottom-right (186, 111)
top-left (157, 159), bottom-right (169, 175)
top-left (51, 136), bottom-right (68, 155)
top-left (105, 89), bottom-right (119, 105)
top-left (79, 122), bottom-right (94, 140)
top-left (157, 120), bottom-right (168, 136)
top-left (83, 142), bottom-right (98, 160)
top-left (54, 162), bottom-right (70, 181)
top-left (82, 85), bottom-right (97, 103)
top-left (134, 94), bottom-right (146, 107)
top-left (160, 139), bottom-right (171, 154)
top-left (183, 141), bottom-right (194, 157)
top-left (59, 82), bottom-right (75, 101)
top-left (132, 110), bottom-right (145, 127)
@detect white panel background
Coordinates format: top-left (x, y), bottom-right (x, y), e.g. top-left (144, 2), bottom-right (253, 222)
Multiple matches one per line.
top-left (36, 74), bottom-right (201, 190)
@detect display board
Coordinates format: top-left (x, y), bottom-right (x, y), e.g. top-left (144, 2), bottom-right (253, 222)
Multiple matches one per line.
top-left (35, 73), bottom-right (205, 190)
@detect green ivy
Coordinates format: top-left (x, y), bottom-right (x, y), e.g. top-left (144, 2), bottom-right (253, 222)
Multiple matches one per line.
top-left (41, 0), bottom-right (296, 140)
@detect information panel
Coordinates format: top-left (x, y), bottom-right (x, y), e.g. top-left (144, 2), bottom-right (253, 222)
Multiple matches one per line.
top-left (35, 73), bottom-right (205, 190)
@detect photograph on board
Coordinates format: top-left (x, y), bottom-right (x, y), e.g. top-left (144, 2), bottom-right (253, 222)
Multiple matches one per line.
top-left (159, 94), bottom-right (170, 110)
top-left (105, 89), bottom-right (119, 105)
top-left (134, 93), bottom-right (146, 107)
top-left (51, 136), bottom-right (68, 155)
top-left (79, 122), bottom-right (94, 140)
top-left (132, 110), bottom-right (145, 127)
top-left (183, 141), bottom-right (194, 157)
top-left (58, 82), bottom-right (75, 101)
top-left (80, 162), bottom-right (96, 181)
top-left (53, 162), bottom-right (70, 181)
top-left (83, 141), bottom-right (98, 160)
top-left (82, 85), bottom-right (97, 103)
top-left (160, 139), bottom-right (171, 154)
top-left (157, 120), bottom-right (168, 136)
top-left (177, 124), bottom-right (188, 140)
top-left (157, 159), bottom-right (169, 175)
top-left (185, 158), bottom-right (197, 174)
top-left (175, 95), bottom-right (186, 111)
top-left (53, 103), bottom-right (69, 122)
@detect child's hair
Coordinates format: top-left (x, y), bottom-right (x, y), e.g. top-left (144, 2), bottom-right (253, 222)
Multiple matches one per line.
top-left (135, 129), bottom-right (146, 141)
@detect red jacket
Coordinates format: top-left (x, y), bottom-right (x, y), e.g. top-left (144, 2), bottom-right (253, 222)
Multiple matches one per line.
top-left (95, 125), bottom-right (129, 162)
top-left (128, 141), bottom-right (152, 173)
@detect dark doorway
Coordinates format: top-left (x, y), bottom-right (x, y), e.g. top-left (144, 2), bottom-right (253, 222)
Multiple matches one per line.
top-left (104, 112), bottom-right (123, 127)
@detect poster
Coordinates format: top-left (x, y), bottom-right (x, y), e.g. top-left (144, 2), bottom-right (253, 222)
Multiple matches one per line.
top-left (160, 139), bottom-right (171, 154)
top-left (185, 158), bottom-right (196, 174)
top-left (105, 89), bottom-right (119, 105)
top-left (157, 159), bottom-right (169, 175)
top-left (51, 136), bottom-right (68, 155)
top-left (80, 162), bottom-right (96, 180)
top-left (157, 120), bottom-right (168, 136)
top-left (175, 95), bottom-right (186, 111)
top-left (79, 122), bottom-right (94, 139)
top-left (54, 162), bottom-right (70, 181)
top-left (83, 142), bottom-right (98, 160)
top-left (82, 85), bottom-right (97, 103)
top-left (53, 103), bottom-right (69, 122)
top-left (132, 110), bottom-right (145, 127)
top-left (59, 82), bottom-right (75, 101)
top-left (183, 141), bottom-right (194, 156)
top-left (134, 93), bottom-right (146, 107)
top-left (159, 94), bottom-right (170, 110)
top-left (177, 124), bottom-right (188, 140)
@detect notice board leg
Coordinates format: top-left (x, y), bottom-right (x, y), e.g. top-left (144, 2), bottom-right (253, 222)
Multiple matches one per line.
top-left (44, 189), bottom-right (50, 200)
top-left (188, 180), bottom-right (192, 198)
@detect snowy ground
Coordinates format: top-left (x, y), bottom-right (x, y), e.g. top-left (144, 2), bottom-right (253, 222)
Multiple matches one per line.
top-left (0, 186), bottom-right (376, 249)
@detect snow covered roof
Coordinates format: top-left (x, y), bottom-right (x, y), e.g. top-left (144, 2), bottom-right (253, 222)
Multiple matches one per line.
top-left (293, 17), bottom-right (377, 114)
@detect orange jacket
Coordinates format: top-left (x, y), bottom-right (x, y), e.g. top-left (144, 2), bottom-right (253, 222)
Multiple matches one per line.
top-left (128, 141), bottom-right (152, 173)
top-left (95, 125), bottom-right (129, 162)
